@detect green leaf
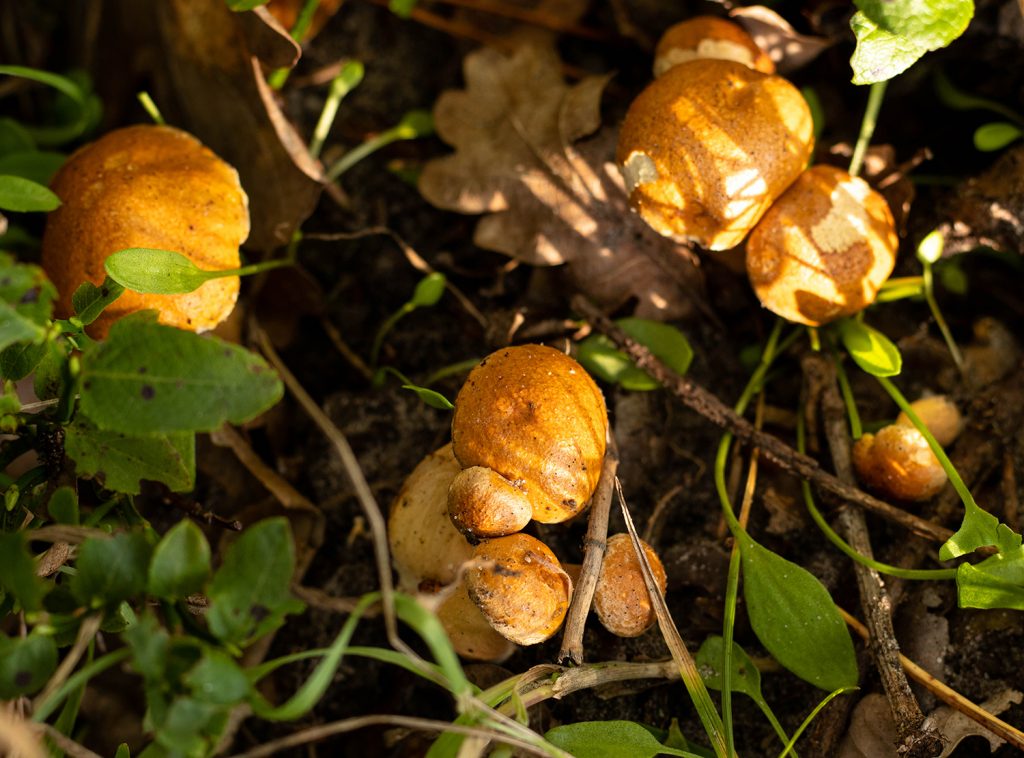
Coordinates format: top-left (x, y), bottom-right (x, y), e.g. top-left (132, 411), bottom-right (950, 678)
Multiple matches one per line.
top-left (939, 503), bottom-right (1002, 560)
top-left (0, 151), bottom-right (65, 185)
top-left (104, 248), bottom-right (224, 295)
top-left (0, 532), bottom-right (47, 611)
top-left (0, 174), bottom-right (60, 212)
top-left (79, 318), bottom-right (283, 434)
top-left (974, 122), bottom-right (1023, 152)
top-left (388, 0), bottom-right (419, 17)
top-left (738, 533), bottom-right (858, 692)
top-left (0, 631), bottom-right (57, 698)
top-left (226, 0), bottom-right (270, 9)
top-left (115, 744), bottom-right (131, 758)
top-left (695, 636), bottom-right (763, 701)
top-left (48, 485), bottom-right (79, 525)
top-left (916, 229), bottom-right (944, 265)
top-left (70, 532), bottom-right (152, 606)
top-left (402, 383), bottom-right (454, 410)
top-left (544, 721), bottom-right (698, 758)
top-left (0, 253), bottom-right (57, 350)
top-left (0, 339), bottom-right (48, 381)
top-left (154, 697), bottom-right (222, 756)
top-left (71, 276), bottom-right (125, 326)
top-left (125, 613), bottom-right (171, 681)
top-left (148, 520), bottom-right (211, 599)
top-left (956, 543), bottom-right (1024, 611)
top-left (33, 338), bottom-right (68, 400)
top-left (933, 70), bottom-right (1024, 121)
top-left (395, 109), bottom-right (435, 139)
top-left (0, 66), bottom-right (96, 147)
top-left (206, 518), bottom-right (304, 645)
top-left (65, 419), bottom-right (195, 494)
top-left (410, 272), bottom-right (446, 308)
top-left (849, 0), bottom-right (973, 84)
top-left (577, 318), bottom-right (693, 391)
top-left (837, 319), bottom-right (902, 377)
top-left (0, 118), bottom-right (35, 153)
top-left (186, 650), bottom-right (250, 705)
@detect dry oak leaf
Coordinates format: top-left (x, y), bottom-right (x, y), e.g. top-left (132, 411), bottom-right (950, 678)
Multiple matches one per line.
top-left (419, 44), bottom-right (703, 319)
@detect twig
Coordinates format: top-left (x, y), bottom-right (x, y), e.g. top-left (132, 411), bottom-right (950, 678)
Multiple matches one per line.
top-left (160, 489), bottom-right (243, 531)
top-left (25, 525), bottom-right (110, 544)
top-left (803, 354), bottom-right (941, 757)
top-left (558, 438), bottom-right (619, 664)
top-left (841, 609), bottom-right (1024, 752)
top-left (32, 724), bottom-right (103, 758)
top-left (572, 296), bottom-right (953, 545)
top-left (32, 614), bottom-right (100, 715)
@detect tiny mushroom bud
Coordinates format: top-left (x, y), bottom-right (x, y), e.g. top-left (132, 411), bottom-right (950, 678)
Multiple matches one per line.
top-left (895, 395), bottom-right (963, 448)
top-left (654, 16), bottom-right (775, 78)
top-left (465, 533), bottom-right (573, 646)
top-left (852, 425), bottom-right (947, 502)
top-left (41, 125), bottom-right (249, 337)
top-left (388, 444), bottom-right (474, 592)
top-left (616, 59), bottom-right (814, 251)
top-left (594, 534), bottom-right (667, 638)
top-left (450, 345), bottom-right (607, 537)
top-left (436, 579), bottom-right (516, 662)
top-left (745, 164), bottom-right (898, 326)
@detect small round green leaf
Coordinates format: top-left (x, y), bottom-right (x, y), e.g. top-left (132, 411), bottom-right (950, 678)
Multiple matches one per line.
top-left (915, 230), bottom-right (944, 265)
top-left (0, 631), bottom-right (57, 698)
top-left (186, 650), bottom-right (251, 705)
top-left (837, 318), bottom-right (902, 377)
top-left (70, 532), bottom-right (152, 607)
top-left (974, 122), bottom-right (1023, 152)
top-left (149, 520), bottom-right (212, 599)
top-left (695, 636), bottom-right (763, 701)
top-left (396, 109), bottom-right (435, 139)
top-left (0, 175), bottom-right (60, 212)
top-left (104, 248), bottom-right (217, 295)
top-left (410, 272), bottom-right (446, 308)
top-left (545, 721), bottom-right (698, 758)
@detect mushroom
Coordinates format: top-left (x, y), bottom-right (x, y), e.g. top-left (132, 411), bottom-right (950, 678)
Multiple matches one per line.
top-left (895, 395), bottom-right (963, 448)
top-left (41, 125), bottom-right (250, 337)
top-left (449, 345), bottom-right (607, 538)
top-left (388, 444), bottom-right (474, 592)
top-left (852, 425), bottom-right (947, 502)
top-left (616, 58), bottom-right (814, 251)
top-left (436, 578), bottom-right (516, 662)
top-left (465, 533), bottom-right (573, 646)
top-left (745, 164), bottom-right (897, 326)
top-left (654, 16), bottom-right (775, 77)
top-left (594, 534), bottom-right (667, 638)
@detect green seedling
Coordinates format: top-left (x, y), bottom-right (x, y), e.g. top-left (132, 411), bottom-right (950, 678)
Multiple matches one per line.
top-left (370, 271), bottom-right (445, 368)
top-left (266, 0), bottom-right (323, 89)
top-left (916, 229), bottom-right (965, 371)
top-left (0, 65), bottom-right (100, 146)
top-left (934, 71), bottom-right (1024, 152)
top-left (325, 109), bottom-right (435, 182)
top-left (374, 366), bottom-right (454, 410)
top-left (104, 247), bottom-right (292, 295)
top-left (136, 91), bottom-right (166, 125)
top-left (578, 318), bottom-right (693, 391)
top-left (309, 61), bottom-right (365, 159)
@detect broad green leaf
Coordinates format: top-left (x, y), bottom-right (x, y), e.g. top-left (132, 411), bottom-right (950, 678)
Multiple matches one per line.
top-left (695, 636), bottom-right (762, 701)
top-left (78, 318), bottom-right (283, 434)
top-left (104, 248), bottom-right (223, 295)
top-left (939, 503), bottom-right (1002, 560)
top-left (0, 532), bottom-right (47, 611)
top-left (33, 337), bottom-right (68, 400)
top-left (125, 613), bottom-right (171, 681)
top-left (974, 122), bottom-right (1023, 152)
top-left (410, 272), bottom-right (446, 307)
top-left (48, 486), bottom-right (79, 525)
top-left (0, 253), bottom-right (57, 350)
top-left (544, 721), bottom-right (698, 758)
top-left (70, 532), bottom-right (152, 606)
top-left (186, 650), bottom-right (250, 705)
top-left (0, 175), bottom-right (60, 212)
top-left (0, 151), bottom-right (65, 185)
top-left (738, 533), bottom-right (858, 692)
top-left (65, 419), bottom-right (195, 494)
top-left (850, 14), bottom-right (930, 85)
top-left (0, 339), bottom-right (48, 381)
top-left (71, 276), bottom-right (125, 325)
top-left (0, 631), bottom-right (57, 698)
top-left (837, 319), bottom-right (902, 377)
top-left (578, 318), bottom-right (693, 391)
top-left (206, 518), bottom-right (304, 645)
top-left (402, 383), bottom-right (454, 410)
top-left (154, 697), bottom-right (222, 756)
top-left (957, 544), bottom-right (1024, 611)
top-left (148, 520), bottom-right (211, 599)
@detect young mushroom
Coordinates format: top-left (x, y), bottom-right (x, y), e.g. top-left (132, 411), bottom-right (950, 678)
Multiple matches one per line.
top-left (41, 125), bottom-right (250, 337)
top-left (594, 534), bottom-right (667, 638)
top-left (436, 578), bottom-right (516, 662)
top-left (449, 345), bottom-right (608, 538)
top-left (895, 395), bottom-right (963, 447)
top-left (852, 425), bottom-right (947, 502)
top-left (465, 533), bottom-right (573, 646)
top-left (745, 164), bottom-right (897, 326)
top-left (654, 16), bottom-right (775, 77)
top-left (616, 58), bottom-right (814, 251)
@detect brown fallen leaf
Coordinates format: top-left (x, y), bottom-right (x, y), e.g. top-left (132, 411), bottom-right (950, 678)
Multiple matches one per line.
top-left (729, 6), bottom-right (832, 76)
top-left (939, 143), bottom-right (1024, 256)
top-left (419, 43), bottom-right (704, 320)
top-left (930, 689), bottom-right (1023, 757)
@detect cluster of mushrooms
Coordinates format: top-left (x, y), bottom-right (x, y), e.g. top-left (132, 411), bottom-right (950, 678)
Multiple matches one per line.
top-left (388, 345), bottom-right (667, 660)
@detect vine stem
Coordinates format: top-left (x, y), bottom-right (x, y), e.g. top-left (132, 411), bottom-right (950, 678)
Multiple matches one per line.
top-left (848, 81), bottom-right (888, 178)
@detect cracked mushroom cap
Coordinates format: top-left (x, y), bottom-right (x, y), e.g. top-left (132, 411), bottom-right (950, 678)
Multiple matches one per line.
top-left (465, 533), bottom-right (573, 646)
top-left (654, 16), bottom-right (775, 77)
top-left (616, 59), bottom-right (813, 251)
top-left (746, 164), bottom-right (897, 326)
top-left (450, 345), bottom-right (607, 533)
top-left (895, 395), bottom-right (963, 448)
top-left (41, 125), bottom-right (250, 337)
top-left (852, 425), bottom-right (947, 502)
top-left (436, 578), bottom-right (516, 662)
top-left (594, 534), bottom-right (667, 638)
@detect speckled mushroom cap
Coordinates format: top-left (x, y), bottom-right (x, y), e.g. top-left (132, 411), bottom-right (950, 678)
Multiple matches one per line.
top-left (654, 16), bottom-right (775, 77)
top-left (451, 345), bottom-right (607, 525)
top-left (852, 425), bottom-right (947, 502)
top-left (41, 125), bottom-right (250, 337)
top-left (616, 59), bottom-right (813, 251)
top-left (745, 164), bottom-right (897, 326)
top-left (594, 534), bottom-right (667, 638)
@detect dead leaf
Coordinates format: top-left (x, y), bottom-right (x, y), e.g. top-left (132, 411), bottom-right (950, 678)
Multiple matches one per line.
top-left (264, 0), bottom-right (345, 41)
top-left (939, 143), bottom-right (1024, 256)
top-left (730, 6), bottom-right (832, 76)
top-left (419, 44), bottom-right (703, 319)
top-left (153, 0), bottom-right (323, 252)
top-left (838, 693), bottom-right (899, 758)
top-left (931, 689), bottom-right (1023, 757)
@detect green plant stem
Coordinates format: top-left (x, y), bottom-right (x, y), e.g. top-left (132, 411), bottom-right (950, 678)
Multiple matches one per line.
top-left (219, 257), bottom-right (295, 280)
top-left (32, 648), bottom-right (131, 723)
top-left (777, 687), bottom-right (857, 758)
top-left (922, 262), bottom-right (965, 372)
top-left (325, 126), bottom-right (412, 182)
top-left (268, 0), bottom-right (321, 89)
top-left (875, 276), bottom-right (924, 303)
top-left (848, 81), bottom-right (888, 178)
top-left (370, 304), bottom-right (414, 369)
top-left (832, 357), bottom-right (862, 440)
top-left (796, 407), bottom-right (955, 581)
top-left (309, 62), bottom-right (364, 159)
top-left (136, 91), bottom-right (165, 125)
top-left (423, 357), bottom-right (481, 386)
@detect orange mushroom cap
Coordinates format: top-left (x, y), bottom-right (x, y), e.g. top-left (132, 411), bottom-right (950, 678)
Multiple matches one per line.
top-left (654, 16), bottom-right (775, 77)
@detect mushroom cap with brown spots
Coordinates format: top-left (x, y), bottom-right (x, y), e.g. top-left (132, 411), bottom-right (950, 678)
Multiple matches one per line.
top-left (852, 425), bottom-right (947, 502)
top-left (41, 125), bottom-right (249, 337)
top-left (654, 16), bottom-right (775, 77)
top-left (746, 164), bottom-right (897, 326)
top-left (594, 533), bottom-right (667, 638)
top-left (451, 345), bottom-right (607, 526)
top-left (616, 58), bottom-right (813, 251)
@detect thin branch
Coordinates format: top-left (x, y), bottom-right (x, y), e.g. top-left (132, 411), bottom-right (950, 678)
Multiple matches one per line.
top-left (32, 724), bottom-right (103, 758)
top-left (572, 296), bottom-right (953, 545)
top-left (32, 614), bottom-right (100, 715)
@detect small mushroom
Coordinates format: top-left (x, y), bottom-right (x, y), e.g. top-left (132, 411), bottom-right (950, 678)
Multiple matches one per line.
top-left (41, 125), bottom-right (250, 337)
top-left (852, 426), bottom-right (947, 502)
top-left (465, 533), bottom-right (573, 646)
top-left (449, 345), bottom-right (607, 537)
top-left (745, 164), bottom-right (897, 326)
top-left (654, 16), bottom-right (775, 77)
top-left (616, 59), bottom-right (814, 251)
top-left (436, 578), bottom-right (516, 662)
top-left (895, 395), bottom-right (963, 448)
top-left (594, 534), bottom-right (667, 638)
top-left (388, 444), bottom-right (474, 592)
